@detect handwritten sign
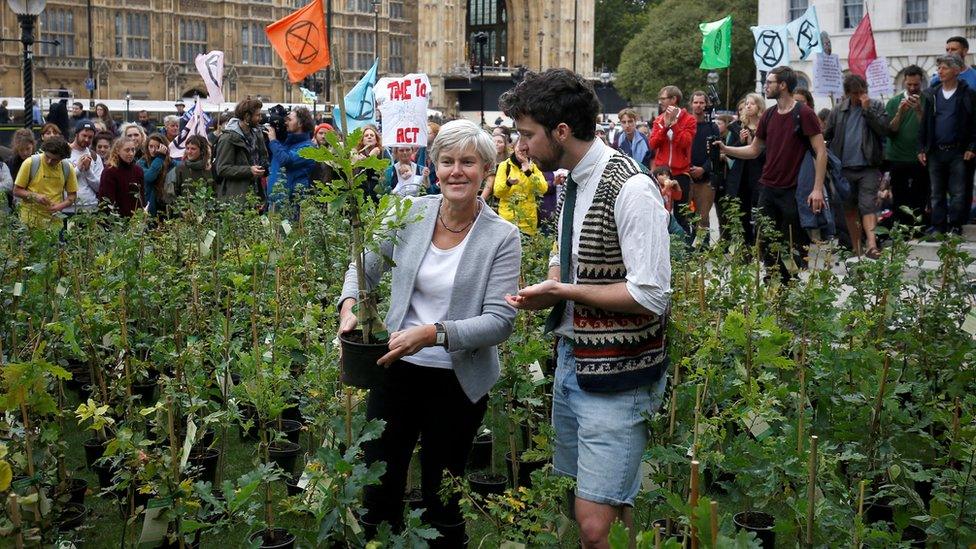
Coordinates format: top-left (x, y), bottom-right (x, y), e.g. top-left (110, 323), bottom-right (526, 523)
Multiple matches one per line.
top-left (375, 73), bottom-right (431, 147)
top-left (813, 53), bottom-right (843, 96)
top-left (866, 57), bottom-right (894, 99)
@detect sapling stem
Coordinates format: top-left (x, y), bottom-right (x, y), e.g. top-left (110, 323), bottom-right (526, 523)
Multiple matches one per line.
top-left (689, 460), bottom-right (699, 549)
top-left (854, 479), bottom-right (865, 548)
top-left (806, 435), bottom-right (818, 548)
top-left (698, 254), bottom-right (706, 314)
top-left (710, 500), bottom-right (718, 547)
top-left (119, 287), bottom-right (133, 418)
top-left (506, 400), bottom-right (520, 487)
top-left (18, 400), bottom-right (41, 523)
top-left (344, 388), bottom-right (353, 449)
top-left (869, 354), bottom-right (891, 442)
top-left (797, 333), bottom-right (808, 455)
top-left (7, 493), bottom-right (23, 549)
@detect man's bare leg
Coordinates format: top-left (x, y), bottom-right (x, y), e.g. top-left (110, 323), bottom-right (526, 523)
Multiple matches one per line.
top-left (576, 497), bottom-right (632, 549)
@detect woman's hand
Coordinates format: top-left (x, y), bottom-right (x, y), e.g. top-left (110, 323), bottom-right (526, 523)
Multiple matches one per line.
top-left (505, 279), bottom-right (565, 310)
top-left (377, 325), bottom-right (436, 367)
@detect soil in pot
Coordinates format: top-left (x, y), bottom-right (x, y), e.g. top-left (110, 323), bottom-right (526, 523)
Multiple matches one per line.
top-left (467, 471), bottom-right (507, 499)
top-left (339, 330), bottom-right (388, 389)
top-left (56, 502), bottom-right (89, 532)
top-left (505, 452), bottom-right (547, 488)
top-left (467, 431), bottom-right (492, 471)
top-left (188, 448), bottom-right (221, 483)
top-left (267, 441), bottom-right (302, 477)
top-left (732, 511), bottom-right (775, 548)
top-left (901, 525), bottom-right (927, 548)
top-left (84, 438), bottom-right (107, 470)
top-left (273, 419), bottom-right (303, 445)
top-left (248, 527), bottom-right (296, 549)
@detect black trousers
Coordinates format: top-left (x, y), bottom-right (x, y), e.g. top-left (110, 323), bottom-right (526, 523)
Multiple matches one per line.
top-left (887, 159), bottom-right (930, 229)
top-left (758, 185), bottom-right (810, 282)
top-left (363, 361), bottom-right (487, 541)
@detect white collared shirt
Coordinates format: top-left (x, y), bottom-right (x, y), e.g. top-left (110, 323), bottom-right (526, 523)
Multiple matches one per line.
top-left (549, 139), bottom-right (671, 337)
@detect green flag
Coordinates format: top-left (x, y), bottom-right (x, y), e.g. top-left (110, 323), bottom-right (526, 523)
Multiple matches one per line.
top-left (700, 15), bottom-right (732, 69)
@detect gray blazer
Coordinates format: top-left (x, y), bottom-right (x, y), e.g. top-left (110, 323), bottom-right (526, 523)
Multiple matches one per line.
top-left (339, 195), bottom-right (522, 402)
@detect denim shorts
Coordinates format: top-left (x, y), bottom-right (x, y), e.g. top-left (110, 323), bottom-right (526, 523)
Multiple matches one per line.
top-left (551, 338), bottom-right (667, 507)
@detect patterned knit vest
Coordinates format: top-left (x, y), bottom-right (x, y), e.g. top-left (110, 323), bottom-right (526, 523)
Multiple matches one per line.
top-left (570, 153), bottom-right (669, 392)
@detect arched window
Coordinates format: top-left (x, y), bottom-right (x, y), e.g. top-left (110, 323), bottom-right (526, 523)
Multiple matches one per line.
top-left (467, 0), bottom-right (507, 66)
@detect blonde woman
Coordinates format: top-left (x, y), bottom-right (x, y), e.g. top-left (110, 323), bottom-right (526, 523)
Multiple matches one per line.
top-left (722, 93), bottom-right (767, 243)
top-left (119, 123), bottom-right (148, 160)
top-left (98, 137), bottom-right (144, 217)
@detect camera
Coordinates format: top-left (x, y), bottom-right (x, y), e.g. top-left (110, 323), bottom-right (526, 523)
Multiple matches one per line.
top-left (262, 104), bottom-right (289, 138)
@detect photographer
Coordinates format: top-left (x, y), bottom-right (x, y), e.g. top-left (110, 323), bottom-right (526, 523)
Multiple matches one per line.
top-left (267, 106), bottom-right (319, 212)
top-left (214, 99), bottom-right (268, 201)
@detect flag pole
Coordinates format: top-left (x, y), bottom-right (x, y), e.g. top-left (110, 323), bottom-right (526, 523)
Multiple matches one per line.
top-left (726, 67), bottom-right (731, 110)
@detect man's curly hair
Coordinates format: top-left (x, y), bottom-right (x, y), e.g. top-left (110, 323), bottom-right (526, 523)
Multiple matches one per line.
top-left (499, 68), bottom-right (600, 141)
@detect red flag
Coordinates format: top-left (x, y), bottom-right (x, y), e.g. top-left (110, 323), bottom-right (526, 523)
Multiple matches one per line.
top-left (265, 0), bottom-right (331, 83)
top-left (848, 13), bottom-right (877, 77)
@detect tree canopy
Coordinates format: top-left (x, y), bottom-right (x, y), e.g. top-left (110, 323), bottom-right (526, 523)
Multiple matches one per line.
top-left (593, 0), bottom-right (654, 72)
top-left (613, 0), bottom-right (758, 109)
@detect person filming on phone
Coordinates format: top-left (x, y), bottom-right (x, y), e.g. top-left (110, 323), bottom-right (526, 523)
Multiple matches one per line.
top-left (885, 65), bottom-right (929, 228)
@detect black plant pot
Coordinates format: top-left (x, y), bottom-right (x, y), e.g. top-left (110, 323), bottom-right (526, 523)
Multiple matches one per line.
top-left (914, 479), bottom-right (934, 510)
top-left (901, 525), bottom-right (927, 548)
top-left (467, 431), bottom-right (492, 471)
top-left (733, 511), bottom-right (775, 549)
top-left (93, 463), bottom-right (117, 490)
top-left (83, 438), bottom-right (107, 470)
top-left (339, 330), bottom-right (387, 389)
top-left (652, 519), bottom-right (688, 547)
top-left (505, 452), bottom-right (547, 488)
top-left (66, 372), bottom-right (92, 397)
top-left (864, 499), bottom-right (894, 524)
top-left (467, 471), bottom-right (507, 498)
top-left (281, 404), bottom-right (305, 425)
top-left (403, 488), bottom-right (424, 511)
top-left (188, 448), bottom-right (221, 483)
top-left (285, 476), bottom-right (305, 496)
top-left (248, 527), bottom-right (296, 549)
top-left (268, 441), bottom-right (302, 477)
top-left (131, 380), bottom-right (157, 404)
top-left (54, 478), bottom-right (89, 506)
top-left (239, 405), bottom-right (260, 442)
top-left (56, 502), bottom-right (89, 532)
top-left (703, 467), bottom-right (736, 495)
top-left (273, 419), bottom-right (303, 445)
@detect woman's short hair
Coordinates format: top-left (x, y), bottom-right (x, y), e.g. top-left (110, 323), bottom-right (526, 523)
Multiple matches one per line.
top-left (429, 119), bottom-right (495, 168)
top-left (119, 122), bottom-right (147, 142)
top-left (163, 115), bottom-right (180, 127)
top-left (40, 123), bottom-right (62, 136)
top-left (185, 134), bottom-right (210, 165)
top-left (936, 54), bottom-right (966, 70)
top-left (12, 128), bottom-right (35, 152)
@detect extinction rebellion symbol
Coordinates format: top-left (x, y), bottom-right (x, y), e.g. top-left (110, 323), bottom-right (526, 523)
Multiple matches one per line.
top-left (757, 30), bottom-right (785, 67)
top-left (714, 31), bottom-right (723, 55)
top-left (796, 19), bottom-right (819, 57)
top-left (286, 20), bottom-right (320, 65)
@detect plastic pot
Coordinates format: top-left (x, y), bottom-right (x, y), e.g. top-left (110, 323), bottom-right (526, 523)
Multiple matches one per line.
top-left (505, 452), bottom-right (547, 488)
top-left (268, 441), bottom-right (302, 477)
top-left (403, 487), bottom-right (424, 511)
top-left (467, 431), bottom-right (493, 470)
top-left (93, 463), bottom-right (117, 490)
top-left (65, 372), bottom-right (92, 397)
top-left (248, 527), bottom-right (296, 549)
top-left (188, 448), bottom-right (221, 483)
top-left (467, 471), bottom-right (507, 498)
top-left (131, 380), bottom-right (157, 404)
top-left (338, 330), bottom-right (388, 389)
top-left (54, 478), bottom-right (89, 506)
top-left (56, 502), bottom-right (89, 532)
top-left (273, 419), bottom-right (303, 445)
top-left (285, 476), bottom-right (305, 496)
top-left (901, 525), bottom-right (927, 548)
top-left (732, 511), bottom-right (775, 549)
top-left (864, 499), bottom-right (894, 524)
top-left (83, 438), bottom-right (107, 470)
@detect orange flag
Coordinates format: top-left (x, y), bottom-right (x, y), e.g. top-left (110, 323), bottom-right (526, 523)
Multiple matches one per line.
top-left (265, 0), bottom-right (331, 83)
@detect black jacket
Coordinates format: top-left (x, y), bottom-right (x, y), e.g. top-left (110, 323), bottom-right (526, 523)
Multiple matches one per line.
top-left (919, 79), bottom-right (976, 154)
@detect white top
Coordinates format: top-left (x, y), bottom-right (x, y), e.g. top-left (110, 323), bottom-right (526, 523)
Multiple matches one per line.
top-left (401, 215), bottom-right (479, 369)
top-left (942, 87), bottom-right (957, 100)
top-left (66, 145), bottom-right (103, 212)
top-left (392, 162), bottom-right (423, 196)
top-left (549, 139), bottom-right (671, 337)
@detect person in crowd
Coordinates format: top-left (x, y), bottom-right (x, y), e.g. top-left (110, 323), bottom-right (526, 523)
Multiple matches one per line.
top-left (0, 158), bottom-right (12, 215)
top-left (313, 122), bottom-right (333, 146)
top-left (384, 146), bottom-right (428, 197)
top-left (98, 137), bottom-right (144, 217)
top-left (137, 134), bottom-right (172, 216)
top-left (606, 120), bottom-right (621, 148)
top-left (886, 64), bottom-right (929, 228)
top-left (717, 65), bottom-right (827, 281)
top-left (163, 134), bottom-right (213, 207)
top-left (637, 121), bottom-right (650, 137)
top-left (688, 91), bottom-right (719, 232)
top-left (69, 101), bottom-right (88, 134)
top-left (722, 94), bottom-right (766, 243)
top-left (0, 99), bottom-right (9, 124)
top-left (209, 112), bottom-right (232, 148)
top-left (481, 132), bottom-right (511, 203)
top-left (353, 124), bottom-right (384, 202)
top-left (214, 99), bottom-right (268, 201)
top-left (493, 137), bottom-right (548, 235)
top-left (617, 107), bottom-right (651, 169)
top-left (41, 123), bottom-right (63, 142)
top-left (919, 54), bottom-right (976, 235)
top-left (651, 86), bottom-right (696, 231)
top-left (163, 115), bottom-right (180, 143)
top-left (65, 121), bottom-right (103, 215)
top-left (137, 110), bottom-right (156, 135)
top-left (93, 103), bottom-right (118, 137)
top-left (420, 121), bottom-right (442, 193)
top-left (537, 169), bottom-right (561, 232)
top-left (652, 164), bottom-right (683, 214)
top-left (267, 106), bottom-right (319, 209)
top-left (793, 88), bottom-right (815, 111)
top-left (46, 98), bottom-right (69, 136)
top-left (309, 122), bottom-right (336, 190)
top-left (175, 100), bottom-right (187, 118)
top-left (7, 129), bottom-right (35, 187)
top-left (817, 108), bottom-right (831, 131)
top-left (824, 74), bottom-right (889, 258)
top-left (93, 132), bottom-right (114, 164)
top-left (595, 124), bottom-right (609, 146)
top-left (338, 118), bottom-right (520, 548)
top-left (119, 123), bottom-right (147, 161)
top-left (12, 137), bottom-right (77, 229)
top-left (501, 69), bottom-right (671, 549)
top-left (930, 36), bottom-right (976, 88)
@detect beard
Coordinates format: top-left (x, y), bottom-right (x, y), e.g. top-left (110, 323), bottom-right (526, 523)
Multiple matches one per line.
top-left (765, 88), bottom-right (782, 101)
top-left (531, 136), bottom-right (565, 172)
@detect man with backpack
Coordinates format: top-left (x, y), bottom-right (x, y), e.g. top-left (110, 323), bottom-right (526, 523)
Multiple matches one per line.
top-left (717, 65), bottom-right (826, 280)
top-left (12, 137), bottom-right (77, 229)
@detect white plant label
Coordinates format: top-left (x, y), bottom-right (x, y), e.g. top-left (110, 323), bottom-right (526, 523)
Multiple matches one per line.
top-left (199, 230), bottom-right (216, 258)
top-left (55, 280), bottom-right (67, 296)
top-left (743, 409), bottom-right (772, 440)
top-left (260, 216), bottom-right (270, 227)
top-left (180, 419), bottom-right (197, 471)
top-left (138, 506), bottom-right (168, 545)
top-left (281, 220), bottom-right (292, 235)
top-left (962, 308), bottom-right (976, 338)
top-left (12, 282), bottom-right (23, 296)
top-left (640, 461), bottom-right (660, 491)
top-left (528, 361), bottom-right (545, 383)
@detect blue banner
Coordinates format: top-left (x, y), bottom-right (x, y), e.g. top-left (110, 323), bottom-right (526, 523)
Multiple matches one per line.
top-left (334, 58), bottom-right (378, 134)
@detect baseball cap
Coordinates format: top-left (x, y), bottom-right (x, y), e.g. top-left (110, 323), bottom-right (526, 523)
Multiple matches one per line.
top-left (175, 100), bottom-right (186, 107)
top-left (75, 121), bottom-right (96, 133)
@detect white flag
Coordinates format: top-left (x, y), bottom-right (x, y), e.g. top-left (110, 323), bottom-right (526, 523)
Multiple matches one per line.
top-left (194, 51), bottom-right (225, 106)
top-left (787, 5), bottom-right (823, 60)
top-left (169, 101), bottom-right (209, 160)
top-left (751, 25), bottom-right (791, 71)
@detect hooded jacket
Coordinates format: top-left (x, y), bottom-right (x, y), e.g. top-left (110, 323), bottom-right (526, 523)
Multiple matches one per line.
top-left (267, 131), bottom-right (317, 204)
top-left (214, 117), bottom-right (268, 199)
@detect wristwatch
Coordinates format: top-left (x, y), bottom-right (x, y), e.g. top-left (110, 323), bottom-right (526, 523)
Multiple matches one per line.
top-left (434, 322), bottom-right (447, 347)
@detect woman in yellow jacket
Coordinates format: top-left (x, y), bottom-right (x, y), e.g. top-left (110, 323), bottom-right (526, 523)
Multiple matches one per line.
top-left (493, 144), bottom-right (548, 235)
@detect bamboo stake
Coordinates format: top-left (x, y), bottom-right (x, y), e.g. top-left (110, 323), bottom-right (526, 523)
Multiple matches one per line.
top-left (8, 494), bottom-right (23, 549)
top-left (119, 287), bottom-right (134, 417)
top-left (654, 527), bottom-right (661, 549)
top-left (854, 479), bottom-right (866, 548)
top-left (710, 500), bottom-right (719, 546)
top-left (806, 435), bottom-right (818, 548)
top-left (690, 460), bottom-right (700, 549)
top-left (797, 334), bottom-right (808, 455)
top-left (692, 385), bottom-right (701, 459)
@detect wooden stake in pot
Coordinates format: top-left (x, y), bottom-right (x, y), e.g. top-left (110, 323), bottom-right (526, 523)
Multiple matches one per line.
top-left (7, 493), bottom-right (23, 549)
top-left (690, 459), bottom-right (700, 549)
top-left (854, 479), bottom-right (866, 548)
top-left (710, 500), bottom-right (719, 546)
top-left (806, 435), bottom-right (818, 548)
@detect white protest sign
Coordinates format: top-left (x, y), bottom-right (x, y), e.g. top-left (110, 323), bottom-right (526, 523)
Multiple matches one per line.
top-left (375, 73), bottom-right (431, 147)
top-left (866, 57), bottom-right (894, 98)
top-left (813, 53), bottom-right (843, 96)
